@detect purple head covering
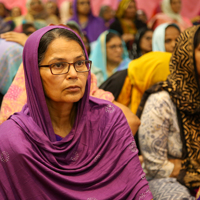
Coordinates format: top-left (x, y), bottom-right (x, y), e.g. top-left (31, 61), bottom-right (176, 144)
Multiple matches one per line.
top-left (69, 0), bottom-right (107, 42)
top-left (0, 26), bottom-right (153, 199)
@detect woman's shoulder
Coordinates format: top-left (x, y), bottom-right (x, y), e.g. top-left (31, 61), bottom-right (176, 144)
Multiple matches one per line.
top-left (148, 90), bottom-right (172, 104)
top-left (0, 118), bottom-right (25, 149)
top-left (145, 90), bottom-right (176, 116)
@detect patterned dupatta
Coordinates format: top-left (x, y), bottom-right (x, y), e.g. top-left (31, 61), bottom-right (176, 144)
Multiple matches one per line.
top-left (137, 25), bottom-right (200, 188)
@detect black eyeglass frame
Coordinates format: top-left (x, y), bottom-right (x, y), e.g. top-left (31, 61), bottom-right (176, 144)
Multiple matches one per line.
top-left (39, 60), bottom-right (92, 75)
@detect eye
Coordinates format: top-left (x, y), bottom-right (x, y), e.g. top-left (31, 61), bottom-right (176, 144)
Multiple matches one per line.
top-left (165, 39), bottom-right (171, 43)
top-left (75, 60), bottom-right (84, 67)
top-left (52, 62), bottom-right (65, 69)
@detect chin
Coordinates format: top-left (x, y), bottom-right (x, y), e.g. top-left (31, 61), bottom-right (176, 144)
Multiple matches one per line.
top-left (63, 94), bottom-right (84, 103)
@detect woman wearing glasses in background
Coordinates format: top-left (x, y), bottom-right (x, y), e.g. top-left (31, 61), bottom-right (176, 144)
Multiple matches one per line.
top-left (90, 30), bottom-right (131, 86)
top-left (0, 25), bottom-right (153, 199)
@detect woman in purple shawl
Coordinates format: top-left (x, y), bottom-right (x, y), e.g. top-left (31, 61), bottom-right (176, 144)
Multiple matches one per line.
top-left (0, 25), bottom-right (153, 200)
top-left (68, 0), bottom-right (107, 43)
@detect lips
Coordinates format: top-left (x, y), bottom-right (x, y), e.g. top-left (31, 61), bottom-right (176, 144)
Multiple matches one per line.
top-left (65, 85), bottom-right (80, 92)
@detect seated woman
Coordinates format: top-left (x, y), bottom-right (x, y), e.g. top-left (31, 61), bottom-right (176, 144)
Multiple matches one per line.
top-left (99, 22), bottom-right (181, 114)
top-left (148, 0), bottom-right (192, 32)
top-left (110, 0), bottom-right (146, 51)
top-left (0, 25), bottom-right (153, 199)
top-left (90, 30), bottom-right (131, 86)
top-left (138, 25), bottom-right (200, 199)
top-left (68, 0), bottom-right (106, 43)
top-left (152, 23), bottom-right (181, 52)
top-left (131, 27), bottom-right (153, 59)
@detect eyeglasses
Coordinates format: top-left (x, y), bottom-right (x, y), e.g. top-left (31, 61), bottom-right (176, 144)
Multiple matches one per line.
top-left (39, 60), bottom-right (92, 75)
top-left (107, 44), bottom-right (123, 50)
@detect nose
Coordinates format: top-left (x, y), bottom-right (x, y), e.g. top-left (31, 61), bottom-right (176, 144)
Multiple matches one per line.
top-left (171, 40), bottom-right (176, 51)
top-left (67, 64), bottom-right (78, 79)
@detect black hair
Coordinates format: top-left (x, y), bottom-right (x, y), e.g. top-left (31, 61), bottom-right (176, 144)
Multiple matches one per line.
top-left (131, 27), bottom-right (153, 59)
top-left (106, 32), bottom-right (121, 43)
top-left (66, 21), bottom-right (83, 37)
top-left (38, 28), bottom-right (85, 64)
top-left (83, 33), bottom-right (91, 56)
top-left (22, 23), bottom-right (36, 35)
top-left (166, 24), bottom-right (181, 33)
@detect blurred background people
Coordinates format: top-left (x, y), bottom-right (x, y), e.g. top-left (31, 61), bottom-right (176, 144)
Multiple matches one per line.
top-left (148, 0), bottom-right (192, 31)
top-left (152, 23), bottom-right (181, 52)
top-left (99, 5), bottom-right (115, 28)
top-left (45, 0), bottom-right (60, 22)
top-left (110, 0), bottom-right (147, 52)
top-left (138, 25), bottom-right (200, 199)
top-left (68, 0), bottom-right (106, 43)
top-left (131, 27), bottom-right (153, 59)
top-left (90, 30), bottom-right (131, 86)
top-left (60, 1), bottom-right (73, 24)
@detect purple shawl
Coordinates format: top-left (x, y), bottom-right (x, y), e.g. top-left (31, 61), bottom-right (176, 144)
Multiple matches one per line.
top-left (69, 0), bottom-right (107, 42)
top-left (0, 26), bottom-right (153, 200)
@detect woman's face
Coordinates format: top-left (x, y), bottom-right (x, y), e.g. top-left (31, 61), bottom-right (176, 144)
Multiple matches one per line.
top-left (30, 0), bottom-right (43, 13)
top-left (46, 2), bottom-right (57, 16)
top-left (11, 7), bottom-right (21, 17)
top-left (170, 0), bottom-right (181, 14)
top-left (165, 26), bottom-right (180, 53)
top-left (124, 1), bottom-right (136, 19)
top-left (106, 36), bottom-right (123, 64)
top-left (139, 30), bottom-right (153, 54)
top-left (195, 43), bottom-right (200, 81)
top-left (77, 0), bottom-right (90, 16)
top-left (102, 6), bottom-right (114, 21)
top-left (39, 38), bottom-right (88, 104)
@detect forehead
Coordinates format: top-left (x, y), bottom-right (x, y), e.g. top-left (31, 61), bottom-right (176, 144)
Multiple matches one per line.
top-left (165, 26), bottom-right (180, 36)
top-left (44, 38), bottom-right (84, 59)
top-left (107, 36), bottom-right (122, 44)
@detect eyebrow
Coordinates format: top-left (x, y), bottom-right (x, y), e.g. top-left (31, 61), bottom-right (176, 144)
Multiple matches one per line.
top-left (48, 54), bottom-right (85, 63)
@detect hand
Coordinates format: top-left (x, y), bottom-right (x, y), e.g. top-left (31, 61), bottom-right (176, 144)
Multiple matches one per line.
top-left (0, 32), bottom-right (28, 46)
top-left (122, 33), bottom-right (134, 43)
top-left (169, 159), bottom-right (182, 178)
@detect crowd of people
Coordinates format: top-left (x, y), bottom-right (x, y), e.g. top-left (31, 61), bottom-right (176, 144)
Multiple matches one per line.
top-left (0, 0), bottom-right (200, 199)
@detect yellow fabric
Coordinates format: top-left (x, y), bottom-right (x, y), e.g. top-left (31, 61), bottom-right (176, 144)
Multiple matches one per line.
top-left (128, 51), bottom-right (172, 114)
top-left (116, 0), bottom-right (132, 19)
top-left (117, 75), bottom-right (132, 106)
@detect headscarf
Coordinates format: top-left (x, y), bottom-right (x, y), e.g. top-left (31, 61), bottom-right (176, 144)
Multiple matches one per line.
top-left (0, 39), bottom-right (23, 95)
top-left (69, 0), bottom-right (107, 42)
top-left (128, 51), bottom-right (171, 114)
top-left (162, 0), bottom-right (182, 23)
top-left (89, 30), bottom-right (131, 84)
top-left (116, 0), bottom-right (134, 19)
top-left (152, 23), bottom-right (180, 52)
top-left (0, 25), bottom-right (153, 199)
top-left (137, 25), bottom-right (200, 188)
